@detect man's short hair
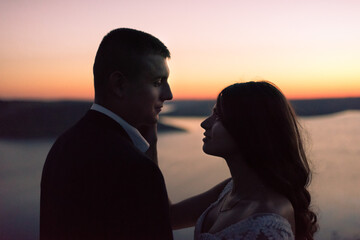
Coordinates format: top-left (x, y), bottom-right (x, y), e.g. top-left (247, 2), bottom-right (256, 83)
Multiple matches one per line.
top-left (93, 28), bottom-right (170, 92)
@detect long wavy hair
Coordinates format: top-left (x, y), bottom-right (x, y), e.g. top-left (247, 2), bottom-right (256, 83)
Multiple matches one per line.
top-left (217, 81), bottom-right (318, 239)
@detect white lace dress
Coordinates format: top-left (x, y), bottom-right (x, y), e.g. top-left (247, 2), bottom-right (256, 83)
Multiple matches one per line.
top-left (194, 181), bottom-right (295, 240)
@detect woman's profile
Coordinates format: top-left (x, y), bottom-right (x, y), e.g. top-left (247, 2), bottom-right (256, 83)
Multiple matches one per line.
top-left (171, 81), bottom-right (318, 240)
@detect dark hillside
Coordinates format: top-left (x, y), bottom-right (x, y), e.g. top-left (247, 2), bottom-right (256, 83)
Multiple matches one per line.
top-left (1, 97), bottom-right (359, 139)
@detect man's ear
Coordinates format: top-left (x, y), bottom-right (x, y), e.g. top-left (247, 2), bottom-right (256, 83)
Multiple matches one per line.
top-left (108, 71), bottom-right (127, 97)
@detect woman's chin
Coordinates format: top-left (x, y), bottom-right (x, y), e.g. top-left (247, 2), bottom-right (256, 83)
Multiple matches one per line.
top-left (202, 146), bottom-right (215, 157)
top-left (202, 145), bottom-right (209, 155)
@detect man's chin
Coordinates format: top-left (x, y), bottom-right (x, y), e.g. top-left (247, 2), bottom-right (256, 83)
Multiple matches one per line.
top-left (134, 118), bottom-right (158, 129)
top-left (154, 114), bottom-right (160, 122)
top-left (146, 117), bottom-right (159, 125)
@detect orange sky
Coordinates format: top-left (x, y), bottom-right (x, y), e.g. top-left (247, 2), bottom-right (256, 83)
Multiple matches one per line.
top-left (0, 0), bottom-right (359, 100)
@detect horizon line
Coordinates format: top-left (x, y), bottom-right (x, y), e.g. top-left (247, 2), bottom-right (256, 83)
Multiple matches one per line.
top-left (1, 96), bottom-right (360, 102)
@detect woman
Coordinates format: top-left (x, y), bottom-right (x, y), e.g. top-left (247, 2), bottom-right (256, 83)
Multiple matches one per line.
top-left (172, 81), bottom-right (318, 239)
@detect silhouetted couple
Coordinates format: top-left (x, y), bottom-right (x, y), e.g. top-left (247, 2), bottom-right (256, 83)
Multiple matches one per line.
top-left (40, 28), bottom-right (318, 240)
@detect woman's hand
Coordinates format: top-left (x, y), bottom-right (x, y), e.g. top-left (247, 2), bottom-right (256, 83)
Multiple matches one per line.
top-left (138, 123), bottom-right (158, 165)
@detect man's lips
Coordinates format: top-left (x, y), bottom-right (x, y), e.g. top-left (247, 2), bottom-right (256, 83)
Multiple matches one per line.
top-left (155, 106), bottom-right (163, 113)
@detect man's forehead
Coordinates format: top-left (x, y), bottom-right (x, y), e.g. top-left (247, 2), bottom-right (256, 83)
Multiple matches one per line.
top-left (138, 54), bottom-right (169, 76)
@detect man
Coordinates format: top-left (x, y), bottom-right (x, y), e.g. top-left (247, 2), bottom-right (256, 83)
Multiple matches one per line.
top-left (40, 28), bottom-right (173, 239)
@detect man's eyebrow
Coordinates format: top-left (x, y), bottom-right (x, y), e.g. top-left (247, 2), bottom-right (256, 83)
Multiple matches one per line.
top-left (151, 75), bottom-right (168, 80)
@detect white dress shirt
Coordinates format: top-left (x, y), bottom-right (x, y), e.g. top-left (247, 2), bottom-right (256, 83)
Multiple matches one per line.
top-left (90, 103), bottom-right (149, 153)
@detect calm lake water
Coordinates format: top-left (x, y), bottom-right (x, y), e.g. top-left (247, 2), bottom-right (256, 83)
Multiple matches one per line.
top-left (0, 111), bottom-right (359, 240)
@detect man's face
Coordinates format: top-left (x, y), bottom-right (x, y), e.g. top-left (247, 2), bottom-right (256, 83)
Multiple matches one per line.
top-left (123, 54), bottom-right (173, 128)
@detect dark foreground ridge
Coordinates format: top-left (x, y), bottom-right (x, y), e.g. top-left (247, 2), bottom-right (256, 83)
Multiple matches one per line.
top-left (0, 98), bottom-right (359, 139)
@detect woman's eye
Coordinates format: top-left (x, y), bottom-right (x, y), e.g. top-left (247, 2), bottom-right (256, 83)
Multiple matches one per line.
top-left (153, 79), bottom-right (162, 87)
top-left (213, 113), bottom-right (221, 121)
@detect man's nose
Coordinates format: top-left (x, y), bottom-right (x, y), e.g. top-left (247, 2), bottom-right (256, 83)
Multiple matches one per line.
top-left (161, 83), bottom-right (173, 101)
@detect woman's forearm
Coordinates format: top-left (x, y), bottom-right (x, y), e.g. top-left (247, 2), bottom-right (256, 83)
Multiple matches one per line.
top-left (170, 178), bottom-right (231, 229)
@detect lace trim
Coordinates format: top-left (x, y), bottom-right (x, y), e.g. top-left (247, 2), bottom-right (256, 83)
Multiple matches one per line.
top-left (194, 181), bottom-right (294, 240)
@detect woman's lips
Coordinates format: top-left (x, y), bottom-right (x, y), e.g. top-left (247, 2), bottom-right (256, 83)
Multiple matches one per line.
top-left (203, 133), bottom-right (211, 142)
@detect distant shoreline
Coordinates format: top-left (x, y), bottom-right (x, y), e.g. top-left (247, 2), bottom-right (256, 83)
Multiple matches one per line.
top-left (1, 98), bottom-right (360, 139)
top-left (161, 97), bottom-right (360, 117)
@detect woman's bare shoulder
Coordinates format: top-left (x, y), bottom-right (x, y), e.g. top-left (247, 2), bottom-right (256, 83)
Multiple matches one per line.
top-left (254, 191), bottom-right (295, 233)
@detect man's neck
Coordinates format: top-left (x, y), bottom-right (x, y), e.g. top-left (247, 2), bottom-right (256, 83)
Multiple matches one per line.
top-left (90, 103), bottom-right (149, 153)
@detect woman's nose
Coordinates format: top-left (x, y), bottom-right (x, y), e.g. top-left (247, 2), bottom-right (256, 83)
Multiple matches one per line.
top-left (201, 116), bottom-right (211, 129)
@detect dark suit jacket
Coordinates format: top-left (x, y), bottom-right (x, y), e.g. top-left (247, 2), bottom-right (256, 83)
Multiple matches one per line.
top-left (40, 110), bottom-right (173, 240)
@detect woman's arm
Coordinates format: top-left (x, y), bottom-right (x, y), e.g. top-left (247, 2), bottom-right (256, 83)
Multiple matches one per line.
top-left (170, 178), bottom-right (231, 229)
top-left (138, 124), bottom-right (230, 229)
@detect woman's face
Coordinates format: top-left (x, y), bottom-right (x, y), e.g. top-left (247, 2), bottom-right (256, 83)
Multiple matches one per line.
top-left (200, 105), bottom-right (239, 158)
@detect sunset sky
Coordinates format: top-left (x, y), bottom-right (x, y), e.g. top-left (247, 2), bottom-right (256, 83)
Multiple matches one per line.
top-left (1, 0), bottom-right (359, 100)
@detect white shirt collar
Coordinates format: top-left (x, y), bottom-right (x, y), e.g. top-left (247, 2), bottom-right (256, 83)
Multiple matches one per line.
top-left (90, 103), bottom-right (149, 153)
